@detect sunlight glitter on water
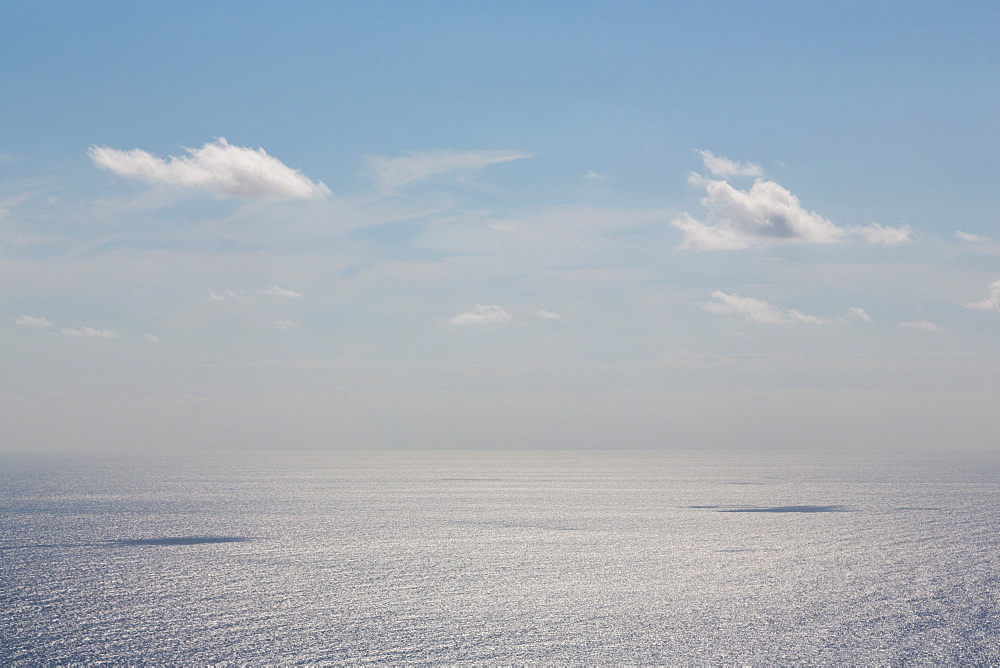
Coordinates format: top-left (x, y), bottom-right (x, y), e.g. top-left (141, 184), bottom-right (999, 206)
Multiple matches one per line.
top-left (2, 450), bottom-right (998, 664)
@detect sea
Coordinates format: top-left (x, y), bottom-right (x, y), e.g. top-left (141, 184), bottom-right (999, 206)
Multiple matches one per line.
top-left (2, 449), bottom-right (998, 665)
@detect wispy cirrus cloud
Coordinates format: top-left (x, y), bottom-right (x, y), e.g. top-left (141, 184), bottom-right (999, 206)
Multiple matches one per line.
top-left (89, 138), bottom-right (330, 200)
top-left (367, 149), bottom-right (532, 193)
top-left (700, 291), bottom-right (833, 324)
top-left (447, 303), bottom-right (513, 326)
top-left (61, 326), bottom-right (118, 338)
top-left (696, 150), bottom-right (763, 178)
top-left (963, 279), bottom-right (1000, 312)
top-left (262, 285), bottom-right (302, 299)
top-left (674, 152), bottom-right (912, 250)
top-left (14, 314), bottom-right (52, 328)
top-left (208, 290), bottom-right (246, 302)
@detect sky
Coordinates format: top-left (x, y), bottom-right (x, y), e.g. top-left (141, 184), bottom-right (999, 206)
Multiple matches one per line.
top-left (2, 1), bottom-right (999, 452)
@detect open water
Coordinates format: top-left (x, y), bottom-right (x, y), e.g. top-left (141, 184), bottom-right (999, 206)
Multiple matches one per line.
top-left (2, 450), bottom-right (998, 664)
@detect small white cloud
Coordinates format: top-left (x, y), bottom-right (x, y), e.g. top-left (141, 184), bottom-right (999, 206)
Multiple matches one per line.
top-left (448, 303), bottom-right (513, 326)
top-left (957, 231), bottom-right (992, 243)
top-left (963, 279), bottom-right (1000, 311)
top-left (533, 309), bottom-right (560, 320)
top-left (89, 138), bottom-right (330, 200)
top-left (144, 333), bottom-right (162, 343)
top-left (14, 315), bottom-right (52, 328)
top-left (700, 291), bottom-right (832, 324)
top-left (696, 150), bottom-right (763, 178)
top-left (208, 290), bottom-right (244, 302)
top-left (367, 149), bottom-right (532, 192)
top-left (673, 177), bottom-right (844, 250)
top-left (897, 320), bottom-right (940, 332)
top-left (61, 327), bottom-right (118, 338)
top-left (274, 320), bottom-right (299, 330)
top-left (262, 285), bottom-right (302, 299)
top-left (582, 170), bottom-right (608, 181)
top-left (853, 222), bottom-right (913, 247)
top-left (847, 307), bottom-right (872, 323)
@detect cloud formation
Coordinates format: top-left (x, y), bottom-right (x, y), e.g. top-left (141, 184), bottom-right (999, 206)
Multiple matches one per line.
top-left (262, 285), bottom-right (302, 299)
top-left (855, 222), bottom-right (913, 247)
top-left (963, 279), bottom-right (1000, 311)
top-left (61, 327), bottom-right (118, 338)
top-left (700, 291), bottom-right (831, 324)
top-left (957, 231), bottom-right (991, 243)
top-left (89, 138), bottom-right (330, 200)
top-left (674, 153), bottom-right (912, 250)
top-left (533, 309), bottom-right (560, 320)
top-left (209, 290), bottom-right (245, 302)
top-left (847, 307), bottom-right (872, 323)
top-left (14, 315), bottom-right (52, 328)
top-left (447, 304), bottom-right (513, 326)
top-left (673, 177), bottom-right (844, 250)
top-left (697, 150), bottom-right (763, 178)
top-left (367, 149), bottom-right (532, 192)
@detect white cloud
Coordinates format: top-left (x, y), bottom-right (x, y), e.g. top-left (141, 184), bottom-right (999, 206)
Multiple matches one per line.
top-left (700, 291), bottom-right (832, 324)
top-left (61, 327), bottom-right (118, 338)
top-left (262, 285), bottom-right (302, 299)
top-left (88, 138), bottom-right (330, 200)
top-left (672, 177), bottom-right (844, 250)
top-left (897, 320), bottom-right (940, 331)
top-left (963, 279), bottom-right (1000, 311)
top-left (14, 315), bottom-right (52, 328)
top-left (853, 222), bottom-right (913, 247)
top-left (447, 303), bottom-right (513, 326)
top-left (144, 333), bottom-right (162, 343)
top-left (533, 309), bottom-right (560, 320)
top-left (696, 150), bottom-right (763, 178)
top-left (957, 231), bottom-right (992, 243)
top-left (674, 155), bottom-right (917, 251)
top-left (208, 290), bottom-right (245, 302)
top-left (367, 149), bottom-right (532, 192)
top-left (847, 307), bottom-right (872, 323)
top-left (582, 170), bottom-right (608, 181)
top-left (274, 320), bottom-right (299, 330)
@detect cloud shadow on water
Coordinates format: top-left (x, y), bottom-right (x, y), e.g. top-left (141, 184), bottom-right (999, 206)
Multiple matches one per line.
top-left (688, 505), bottom-right (847, 513)
top-left (720, 505), bottom-right (846, 513)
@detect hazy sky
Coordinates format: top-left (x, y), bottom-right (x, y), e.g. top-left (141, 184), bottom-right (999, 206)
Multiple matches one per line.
top-left (2, 1), bottom-right (999, 451)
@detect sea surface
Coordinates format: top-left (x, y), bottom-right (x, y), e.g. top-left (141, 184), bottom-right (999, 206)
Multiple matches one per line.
top-left (1, 449), bottom-right (998, 665)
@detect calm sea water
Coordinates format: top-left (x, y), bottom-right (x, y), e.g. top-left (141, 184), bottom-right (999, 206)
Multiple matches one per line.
top-left (2, 450), bottom-right (998, 664)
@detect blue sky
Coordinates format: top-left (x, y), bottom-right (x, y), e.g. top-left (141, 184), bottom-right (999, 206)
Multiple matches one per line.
top-left (2, 1), bottom-right (999, 451)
